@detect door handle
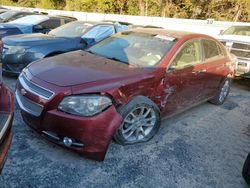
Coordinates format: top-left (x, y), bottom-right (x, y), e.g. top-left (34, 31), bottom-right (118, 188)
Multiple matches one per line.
top-left (198, 69), bottom-right (207, 73)
top-left (192, 69), bottom-right (207, 74)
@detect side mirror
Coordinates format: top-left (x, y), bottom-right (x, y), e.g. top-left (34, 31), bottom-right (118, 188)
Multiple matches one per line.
top-left (80, 38), bottom-right (88, 47)
top-left (81, 37), bottom-right (96, 47)
top-left (167, 66), bottom-right (176, 73)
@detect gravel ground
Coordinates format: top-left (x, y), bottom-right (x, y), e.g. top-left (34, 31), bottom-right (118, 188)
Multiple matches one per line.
top-left (0, 76), bottom-right (250, 188)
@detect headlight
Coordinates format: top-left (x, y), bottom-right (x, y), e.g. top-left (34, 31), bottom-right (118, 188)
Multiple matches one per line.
top-left (58, 95), bottom-right (112, 116)
top-left (5, 46), bottom-right (25, 54)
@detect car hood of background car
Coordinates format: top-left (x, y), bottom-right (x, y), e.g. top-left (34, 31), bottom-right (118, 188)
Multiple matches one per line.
top-left (3, 33), bottom-right (75, 46)
top-left (28, 51), bottom-right (151, 87)
top-left (0, 23), bottom-right (33, 34)
top-left (218, 34), bottom-right (250, 43)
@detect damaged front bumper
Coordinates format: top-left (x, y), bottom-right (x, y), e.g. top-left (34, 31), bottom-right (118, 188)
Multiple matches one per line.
top-left (20, 105), bottom-right (123, 161)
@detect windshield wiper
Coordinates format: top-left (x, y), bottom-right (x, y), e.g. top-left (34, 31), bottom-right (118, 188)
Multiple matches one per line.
top-left (86, 51), bottom-right (128, 64)
top-left (106, 57), bottom-right (128, 64)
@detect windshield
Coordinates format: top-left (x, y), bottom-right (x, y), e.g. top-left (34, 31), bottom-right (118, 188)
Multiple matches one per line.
top-left (49, 21), bottom-right (91, 37)
top-left (9, 15), bottom-right (48, 25)
top-left (0, 10), bottom-right (17, 20)
top-left (88, 31), bottom-right (176, 67)
top-left (223, 26), bottom-right (250, 36)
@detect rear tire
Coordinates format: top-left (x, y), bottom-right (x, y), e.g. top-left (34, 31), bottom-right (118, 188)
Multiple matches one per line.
top-left (243, 152), bottom-right (250, 184)
top-left (114, 96), bottom-right (161, 145)
top-left (209, 78), bottom-right (231, 105)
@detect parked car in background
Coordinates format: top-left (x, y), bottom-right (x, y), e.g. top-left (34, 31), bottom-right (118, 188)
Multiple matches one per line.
top-left (0, 10), bottom-right (38, 23)
top-left (0, 14), bottom-right (76, 39)
top-left (0, 9), bottom-right (8, 15)
top-left (0, 69), bottom-right (14, 173)
top-left (16, 28), bottom-right (234, 161)
top-left (102, 20), bottom-right (132, 29)
top-left (218, 25), bottom-right (250, 78)
top-left (243, 152), bottom-right (250, 184)
top-left (1, 21), bottom-right (128, 76)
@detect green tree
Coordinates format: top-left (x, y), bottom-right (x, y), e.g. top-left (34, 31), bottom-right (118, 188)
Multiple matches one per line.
top-left (0, 0), bottom-right (249, 22)
top-left (37, 0), bottom-right (55, 9)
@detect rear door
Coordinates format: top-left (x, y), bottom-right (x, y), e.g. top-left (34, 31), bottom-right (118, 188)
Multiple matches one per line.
top-left (201, 39), bottom-right (227, 97)
top-left (162, 39), bottom-right (208, 116)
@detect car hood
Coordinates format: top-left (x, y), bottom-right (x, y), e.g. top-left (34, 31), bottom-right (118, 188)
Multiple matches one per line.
top-left (28, 51), bottom-right (148, 87)
top-left (217, 34), bottom-right (250, 43)
top-left (0, 23), bottom-right (32, 33)
top-left (3, 33), bottom-right (74, 46)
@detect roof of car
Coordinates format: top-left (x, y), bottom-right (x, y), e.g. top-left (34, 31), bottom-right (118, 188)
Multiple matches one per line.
top-left (69, 20), bottom-right (117, 26)
top-left (128, 28), bottom-right (207, 39)
top-left (52, 15), bottom-right (77, 20)
top-left (8, 10), bottom-right (34, 13)
top-left (102, 20), bottom-right (133, 25)
top-left (24, 14), bottom-right (50, 20)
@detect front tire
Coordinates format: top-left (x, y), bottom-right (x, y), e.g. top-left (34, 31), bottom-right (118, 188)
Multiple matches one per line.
top-left (114, 96), bottom-right (160, 145)
top-left (243, 152), bottom-right (250, 184)
top-left (209, 78), bottom-right (231, 105)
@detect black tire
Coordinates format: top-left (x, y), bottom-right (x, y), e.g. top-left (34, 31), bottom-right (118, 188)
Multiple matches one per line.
top-left (243, 152), bottom-right (250, 184)
top-left (45, 52), bottom-right (62, 58)
top-left (114, 96), bottom-right (161, 145)
top-left (209, 77), bottom-right (231, 105)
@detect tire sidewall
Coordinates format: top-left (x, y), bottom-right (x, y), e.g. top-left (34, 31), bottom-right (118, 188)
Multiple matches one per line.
top-left (209, 77), bottom-right (231, 105)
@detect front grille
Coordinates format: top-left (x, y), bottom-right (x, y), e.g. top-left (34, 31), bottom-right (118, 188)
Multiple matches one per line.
top-left (230, 42), bottom-right (250, 59)
top-left (19, 73), bottom-right (54, 100)
top-left (232, 43), bottom-right (250, 50)
top-left (15, 90), bottom-right (43, 117)
top-left (231, 49), bottom-right (250, 59)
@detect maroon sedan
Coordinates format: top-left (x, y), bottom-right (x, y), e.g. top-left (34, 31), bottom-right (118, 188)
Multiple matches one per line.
top-left (16, 29), bottom-right (234, 161)
top-left (0, 70), bottom-right (13, 172)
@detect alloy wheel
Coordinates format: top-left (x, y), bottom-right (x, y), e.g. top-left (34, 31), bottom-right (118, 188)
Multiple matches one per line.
top-left (120, 106), bottom-right (156, 142)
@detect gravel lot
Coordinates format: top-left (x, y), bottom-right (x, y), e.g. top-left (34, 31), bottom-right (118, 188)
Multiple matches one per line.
top-left (0, 75), bottom-right (250, 188)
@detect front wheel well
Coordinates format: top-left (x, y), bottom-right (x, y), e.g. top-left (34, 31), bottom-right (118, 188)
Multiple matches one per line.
top-left (117, 95), bottom-right (160, 113)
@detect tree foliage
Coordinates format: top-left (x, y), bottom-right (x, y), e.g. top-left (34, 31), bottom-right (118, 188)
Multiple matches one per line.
top-left (0, 0), bottom-right (249, 22)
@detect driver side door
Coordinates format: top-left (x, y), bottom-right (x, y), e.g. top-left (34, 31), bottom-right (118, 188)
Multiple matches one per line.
top-left (162, 39), bottom-right (207, 117)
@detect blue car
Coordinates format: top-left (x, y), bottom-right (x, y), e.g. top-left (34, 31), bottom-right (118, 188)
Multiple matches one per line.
top-left (1, 21), bottom-right (128, 75)
top-left (0, 14), bottom-right (77, 39)
top-left (0, 10), bottom-right (39, 23)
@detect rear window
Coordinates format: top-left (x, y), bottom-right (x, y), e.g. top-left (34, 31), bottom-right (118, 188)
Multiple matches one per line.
top-left (202, 40), bottom-right (223, 61)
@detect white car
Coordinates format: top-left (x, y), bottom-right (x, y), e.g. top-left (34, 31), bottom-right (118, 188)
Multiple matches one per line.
top-left (218, 25), bottom-right (250, 78)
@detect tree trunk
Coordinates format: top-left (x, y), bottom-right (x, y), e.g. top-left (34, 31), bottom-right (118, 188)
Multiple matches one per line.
top-left (139, 0), bottom-right (145, 16)
top-left (233, 3), bottom-right (241, 22)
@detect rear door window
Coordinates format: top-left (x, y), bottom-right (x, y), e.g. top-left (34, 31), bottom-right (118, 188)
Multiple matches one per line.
top-left (49, 19), bottom-right (61, 29)
top-left (63, 18), bottom-right (74, 24)
top-left (202, 39), bottom-right (224, 61)
top-left (171, 40), bottom-right (202, 69)
top-left (40, 19), bottom-right (61, 30)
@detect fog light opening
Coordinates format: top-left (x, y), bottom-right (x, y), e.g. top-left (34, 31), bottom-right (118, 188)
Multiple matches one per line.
top-left (63, 137), bottom-right (73, 147)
